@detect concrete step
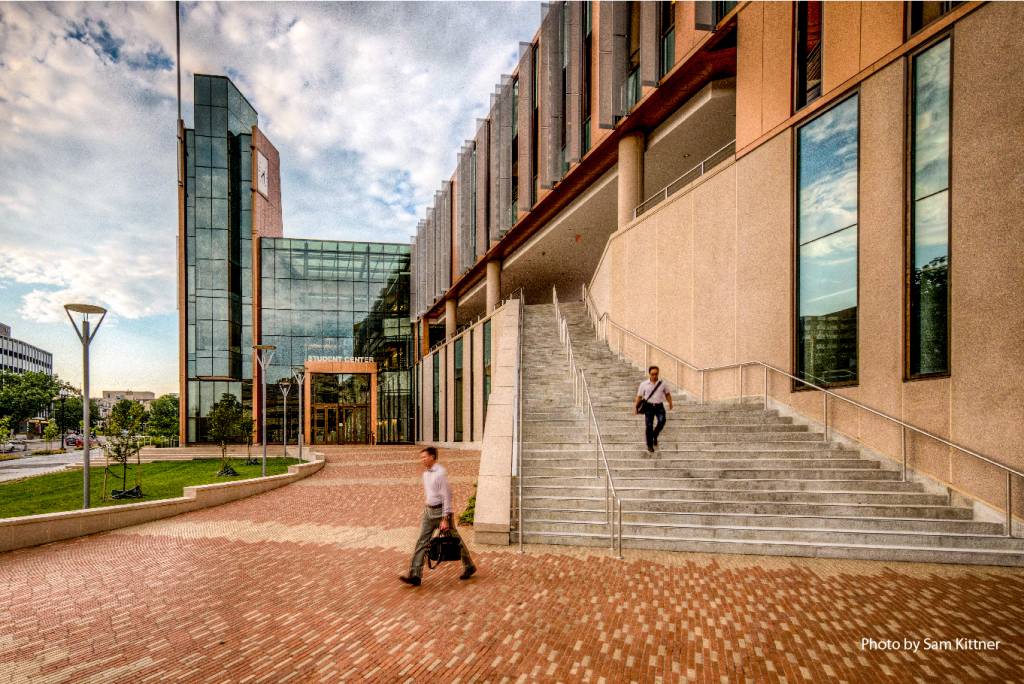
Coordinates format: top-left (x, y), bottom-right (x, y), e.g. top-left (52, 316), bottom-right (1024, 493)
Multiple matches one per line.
top-left (523, 458), bottom-right (883, 475)
top-left (520, 495), bottom-right (974, 520)
top-left (522, 448), bottom-right (862, 461)
top-left (518, 531), bottom-right (1024, 566)
top-left (521, 476), bottom-right (925, 493)
top-left (520, 508), bottom-right (1001, 534)
top-left (522, 441), bottom-right (846, 452)
top-left (520, 483), bottom-right (943, 505)
top-left (519, 522), bottom-right (1024, 556)
top-left (522, 467), bottom-right (902, 484)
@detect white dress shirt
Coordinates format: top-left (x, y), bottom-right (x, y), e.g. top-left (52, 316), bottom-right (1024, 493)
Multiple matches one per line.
top-left (422, 463), bottom-right (453, 516)
top-left (637, 379), bottom-right (670, 405)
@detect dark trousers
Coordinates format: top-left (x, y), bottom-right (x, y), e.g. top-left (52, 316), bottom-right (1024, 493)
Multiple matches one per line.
top-left (643, 403), bottom-right (667, 450)
top-left (409, 506), bottom-right (474, 578)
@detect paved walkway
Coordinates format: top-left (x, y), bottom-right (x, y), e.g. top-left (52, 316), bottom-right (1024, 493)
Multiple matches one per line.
top-left (1, 446), bottom-right (1022, 683)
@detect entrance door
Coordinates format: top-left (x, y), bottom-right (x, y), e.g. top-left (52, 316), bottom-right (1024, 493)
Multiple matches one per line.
top-left (313, 405), bottom-right (341, 445)
top-left (338, 407), bottom-right (368, 444)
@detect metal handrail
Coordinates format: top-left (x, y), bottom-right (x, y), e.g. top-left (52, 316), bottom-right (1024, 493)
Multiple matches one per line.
top-left (582, 286), bottom-right (1020, 537)
top-left (553, 286), bottom-right (623, 557)
top-left (633, 139), bottom-right (736, 220)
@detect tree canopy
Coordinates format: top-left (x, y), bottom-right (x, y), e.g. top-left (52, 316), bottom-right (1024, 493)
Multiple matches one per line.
top-left (147, 394), bottom-right (179, 438)
top-left (0, 371), bottom-right (63, 428)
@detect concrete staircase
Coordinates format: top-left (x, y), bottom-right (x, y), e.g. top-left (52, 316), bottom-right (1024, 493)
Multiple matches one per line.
top-left (516, 302), bottom-right (1024, 566)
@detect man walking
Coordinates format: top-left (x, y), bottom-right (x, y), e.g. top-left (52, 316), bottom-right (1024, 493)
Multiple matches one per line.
top-left (635, 365), bottom-right (673, 453)
top-left (400, 446), bottom-right (476, 586)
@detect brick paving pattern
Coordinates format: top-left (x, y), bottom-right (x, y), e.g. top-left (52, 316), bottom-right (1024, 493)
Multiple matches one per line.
top-left (1, 445), bottom-right (1022, 683)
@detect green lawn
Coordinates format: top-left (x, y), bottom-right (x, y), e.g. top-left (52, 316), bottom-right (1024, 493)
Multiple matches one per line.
top-left (0, 458), bottom-right (301, 519)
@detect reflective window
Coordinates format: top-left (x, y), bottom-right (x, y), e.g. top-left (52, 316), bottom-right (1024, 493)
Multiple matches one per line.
top-left (483, 320), bottom-right (492, 423)
top-left (454, 337), bottom-right (464, 441)
top-left (797, 94), bottom-right (859, 387)
top-left (909, 38), bottom-right (951, 377)
top-left (908, 1), bottom-right (961, 35)
top-left (795, 0), bottom-right (823, 110)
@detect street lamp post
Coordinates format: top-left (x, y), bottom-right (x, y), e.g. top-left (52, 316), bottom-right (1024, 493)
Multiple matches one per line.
top-left (292, 368), bottom-right (305, 462)
top-left (253, 344), bottom-right (276, 477)
top-left (278, 378), bottom-right (290, 458)
top-left (64, 303), bottom-right (107, 509)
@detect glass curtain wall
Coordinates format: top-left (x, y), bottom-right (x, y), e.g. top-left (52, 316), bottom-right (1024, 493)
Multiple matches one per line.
top-left (260, 239), bottom-right (412, 443)
top-left (909, 38), bottom-right (951, 376)
top-left (796, 95), bottom-right (859, 387)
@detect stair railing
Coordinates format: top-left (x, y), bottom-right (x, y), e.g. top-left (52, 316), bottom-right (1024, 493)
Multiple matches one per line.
top-left (581, 286), bottom-right (1022, 538)
top-left (553, 286), bottom-right (624, 558)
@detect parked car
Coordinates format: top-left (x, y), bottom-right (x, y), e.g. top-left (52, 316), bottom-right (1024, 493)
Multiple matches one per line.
top-left (64, 435), bottom-right (83, 448)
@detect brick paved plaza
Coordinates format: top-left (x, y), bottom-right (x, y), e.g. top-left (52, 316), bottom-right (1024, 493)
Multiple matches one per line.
top-left (1, 446), bottom-right (1023, 683)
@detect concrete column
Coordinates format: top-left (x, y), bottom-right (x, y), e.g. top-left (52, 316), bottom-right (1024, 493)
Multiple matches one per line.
top-left (617, 131), bottom-right (645, 229)
top-left (486, 260), bottom-right (502, 313)
top-left (445, 299), bottom-right (457, 340)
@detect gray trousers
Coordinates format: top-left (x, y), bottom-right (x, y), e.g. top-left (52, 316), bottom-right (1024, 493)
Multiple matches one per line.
top-left (409, 506), bottom-right (474, 577)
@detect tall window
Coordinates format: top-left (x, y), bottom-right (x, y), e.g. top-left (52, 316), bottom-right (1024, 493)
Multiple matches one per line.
top-left (582, 1), bottom-right (593, 152)
top-left (561, 1), bottom-right (570, 175)
top-left (531, 44), bottom-right (540, 204)
top-left (908, 1), bottom-right (962, 35)
top-left (797, 95), bottom-right (859, 387)
top-left (660, 1), bottom-right (676, 78)
top-left (470, 148), bottom-right (477, 257)
top-left (453, 337), bottom-right (464, 441)
top-left (468, 328), bottom-right (474, 441)
top-left (511, 77), bottom-right (519, 216)
top-left (432, 352), bottom-right (439, 442)
top-left (624, 1), bottom-right (642, 113)
top-left (909, 38), bottom-right (951, 377)
top-left (483, 320), bottom-right (492, 424)
top-left (795, 0), bottom-right (823, 110)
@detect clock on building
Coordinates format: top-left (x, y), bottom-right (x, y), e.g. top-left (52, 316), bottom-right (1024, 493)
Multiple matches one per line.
top-left (256, 151), bottom-right (269, 197)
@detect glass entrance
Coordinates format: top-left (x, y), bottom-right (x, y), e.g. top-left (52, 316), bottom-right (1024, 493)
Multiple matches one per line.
top-left (310, 373), bottom-right (371, 445)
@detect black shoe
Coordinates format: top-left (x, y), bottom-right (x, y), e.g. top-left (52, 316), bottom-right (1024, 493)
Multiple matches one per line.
top-left (646, 446), bottom-right (654, 453)
top-left (399, 574), bottom-right (421, 586)
top-left (459, 566), bottom-right (477, 580)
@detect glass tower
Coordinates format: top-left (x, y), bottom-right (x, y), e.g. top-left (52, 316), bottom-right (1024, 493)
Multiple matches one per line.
top-left (184, 74), bottom-right (258, 442)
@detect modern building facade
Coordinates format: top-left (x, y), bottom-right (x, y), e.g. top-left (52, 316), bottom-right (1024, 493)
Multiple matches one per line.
top-left (0, 323), bottom-right (53, 375)
top-left (176, 75), bottom-right (412, 445)
top-left (410, 2), bottom-right (1024, 528)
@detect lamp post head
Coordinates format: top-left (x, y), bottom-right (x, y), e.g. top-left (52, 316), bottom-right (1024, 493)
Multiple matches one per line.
top-left (65, 303), bottom-right (107, 316)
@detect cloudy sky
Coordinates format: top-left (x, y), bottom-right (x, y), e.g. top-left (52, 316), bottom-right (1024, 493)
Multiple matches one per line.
top-left (0, 1), bottom-right (538, 396)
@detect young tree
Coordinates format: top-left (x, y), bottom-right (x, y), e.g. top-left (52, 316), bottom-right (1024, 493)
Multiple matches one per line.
top-left (103, 399), bottom-right (146, 498)
top-left (239, 415), bottom-right (255, 464)
top-left (147, 394), bottom-right (180, 439)
top-left (43, 419), bottom-right (60, 452)
top-left (207, 393), bottom-right (244, 476)
top-left (0, 416), bottom-right (11, 448)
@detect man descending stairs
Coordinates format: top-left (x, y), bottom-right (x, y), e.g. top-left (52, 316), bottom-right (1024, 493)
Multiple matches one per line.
top-left (516, 301), bottom-right (1024, 567)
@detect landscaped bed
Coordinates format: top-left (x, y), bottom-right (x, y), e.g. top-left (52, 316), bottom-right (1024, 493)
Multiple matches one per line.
top-left (0, 458), bottom-right (301, 518)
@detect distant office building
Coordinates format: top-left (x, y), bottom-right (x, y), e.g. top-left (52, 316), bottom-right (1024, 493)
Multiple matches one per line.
top-left (0, 323), bottom-right (53, 375)
top-left (176, 75), bottom-right (412, 445)
top-left (97, 390), bottom-right (157, 419)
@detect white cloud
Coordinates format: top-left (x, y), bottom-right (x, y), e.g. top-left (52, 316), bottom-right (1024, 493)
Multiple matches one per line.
top-left (0, 0), bottom-right (540, 328)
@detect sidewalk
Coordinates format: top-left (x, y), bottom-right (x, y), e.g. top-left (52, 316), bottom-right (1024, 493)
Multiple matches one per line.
top-left (1, 445), bottom-right (1021, 682)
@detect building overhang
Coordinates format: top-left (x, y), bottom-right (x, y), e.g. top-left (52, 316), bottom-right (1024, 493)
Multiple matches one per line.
top-left (420, 15), bottom-right (738, 320)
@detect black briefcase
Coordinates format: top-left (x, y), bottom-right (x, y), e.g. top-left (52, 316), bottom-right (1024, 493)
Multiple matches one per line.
top-left (427, 529), bottom-right (463, 569)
